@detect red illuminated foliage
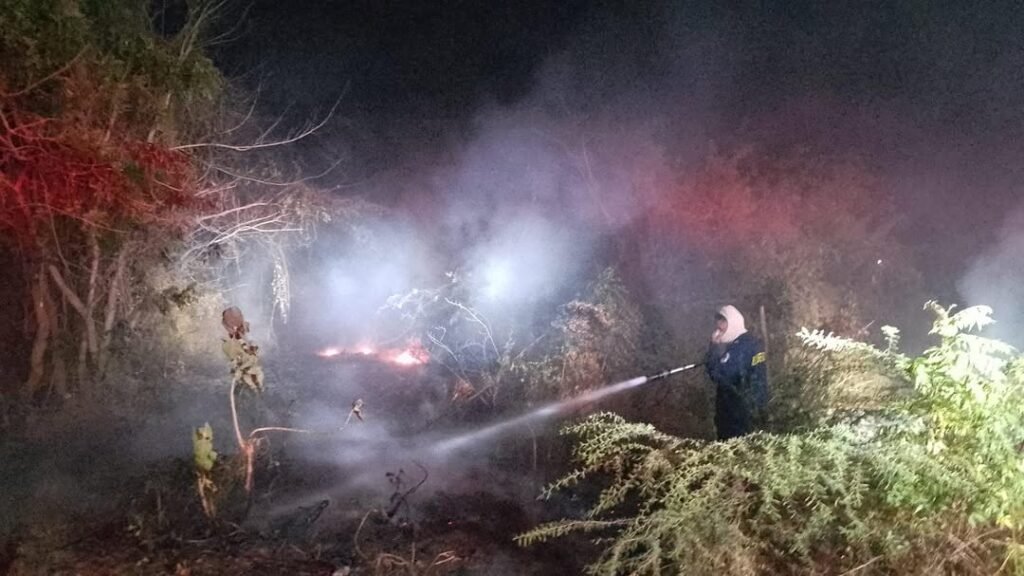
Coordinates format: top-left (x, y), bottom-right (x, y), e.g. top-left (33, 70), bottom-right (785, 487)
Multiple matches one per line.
top-left (637, 147), bottom-right (915, 335)
top-left (0, 110), bottom-right (198, 249)
top-left (651, 150), bottom-right (888, 253)
top-left (0, 24), bottom-right (213, 396)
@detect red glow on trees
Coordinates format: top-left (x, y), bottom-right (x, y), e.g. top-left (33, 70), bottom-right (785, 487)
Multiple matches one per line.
top-left (0, 94), bottom-right (201, 396)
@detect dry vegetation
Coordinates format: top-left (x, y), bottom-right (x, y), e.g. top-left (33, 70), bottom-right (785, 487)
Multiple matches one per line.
top-left (4, 2), bottom-right (1015, 575)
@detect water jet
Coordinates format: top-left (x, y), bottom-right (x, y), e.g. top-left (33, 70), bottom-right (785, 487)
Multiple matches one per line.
top-left (433, 363), bottom-right (699, 453)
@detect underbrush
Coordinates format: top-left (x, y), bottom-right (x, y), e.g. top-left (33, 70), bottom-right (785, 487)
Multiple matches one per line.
top-left (519, 303), bottom-right (1024, 575)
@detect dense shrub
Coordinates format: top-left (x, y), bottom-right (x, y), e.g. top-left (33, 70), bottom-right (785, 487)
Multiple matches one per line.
top-left (519, 303), bottom-right (1024, 575)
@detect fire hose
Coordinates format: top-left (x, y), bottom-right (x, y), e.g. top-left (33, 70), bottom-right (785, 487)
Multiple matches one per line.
top-left (641, 362), bottom-right (699, 384)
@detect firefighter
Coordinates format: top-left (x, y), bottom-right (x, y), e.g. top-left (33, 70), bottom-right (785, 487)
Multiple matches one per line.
top-left (705, 305), bottom-right (768, 440)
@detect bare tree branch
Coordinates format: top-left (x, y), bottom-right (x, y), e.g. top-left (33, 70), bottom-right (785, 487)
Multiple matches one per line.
top-left (196, 202), bottom-right (277, 223)
top-left (47, 264), bottom-right (88, 319)
top-left (221, 82), bottom-right (262, 135)
top-left (171, 89), bottom-right (346, 152)
top-left (203, 155), bottom-right (344, 186)
top-left (444, 297), bottom-right (499, 359)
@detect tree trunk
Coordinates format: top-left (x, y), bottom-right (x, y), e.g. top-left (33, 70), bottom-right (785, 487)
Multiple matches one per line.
top-left (84, 232), bottom-right (100, 360)
top-left (51, 351), bottom-right (68, 401)
top-left (42, 268), bottom-right (63, 398)
top-left (24, 269), bottom-right (51, 398)
top-left (76, 336), bottom-right (88, 390)
top-left (98, 245), bottom-right (129, 374)
top-left (47, 264), bottom-right (98, 373)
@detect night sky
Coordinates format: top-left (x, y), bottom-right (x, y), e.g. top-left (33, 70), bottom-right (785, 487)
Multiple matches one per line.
top-left (208, 0), bottom-right (1024, 305)
top-left (213, 0), bottom-right (591, 117)
top-left (213, 1), bottom-right (1024, 128)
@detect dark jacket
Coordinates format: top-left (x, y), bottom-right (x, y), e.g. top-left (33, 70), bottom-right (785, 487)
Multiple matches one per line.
top-left (705, 332), bottom-right (768, 439)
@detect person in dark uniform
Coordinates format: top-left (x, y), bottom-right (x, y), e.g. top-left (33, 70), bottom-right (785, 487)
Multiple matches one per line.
top-left (705, 305), bottom-right (768, 440)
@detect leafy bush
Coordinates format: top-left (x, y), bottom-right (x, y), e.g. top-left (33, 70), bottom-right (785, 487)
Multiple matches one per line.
top-left (519, 303), bottom-right (1024, 574)
top-left (766, 325), bottom-right (910, 433)
top-left (526, 267), bottom-right (642, 401)
top-left (886, 303), bottom-right (1024, 529)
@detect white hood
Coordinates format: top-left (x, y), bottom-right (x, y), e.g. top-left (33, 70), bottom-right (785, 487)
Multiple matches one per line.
top-left (712, 305), bottom-right (747, 344)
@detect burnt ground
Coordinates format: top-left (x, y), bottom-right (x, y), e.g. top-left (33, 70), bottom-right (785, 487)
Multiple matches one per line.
top-left (0, 352), bottom-right (599, 575)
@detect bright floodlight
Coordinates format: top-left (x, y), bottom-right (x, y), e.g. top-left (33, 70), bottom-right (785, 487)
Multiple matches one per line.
top-left (483, 260), bottom-right (510, 300)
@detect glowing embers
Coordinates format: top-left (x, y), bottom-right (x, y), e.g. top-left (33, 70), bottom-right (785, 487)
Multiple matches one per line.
top-left (316, 341), bottom-right (429, 366)
top-left (317, 347), bottom-right (343, 358)
top-left (391, 349), bottom-right (424, 366)
top-left (316, 343), bottom-right (375, 358)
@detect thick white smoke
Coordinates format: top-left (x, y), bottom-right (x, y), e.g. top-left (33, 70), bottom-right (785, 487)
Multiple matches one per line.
top-left (958, 205), bottom-right (1024, 347)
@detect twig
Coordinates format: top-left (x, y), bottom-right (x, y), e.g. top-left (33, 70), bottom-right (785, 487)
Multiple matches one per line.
top-left (386, 461), bottom-right (429, 519)
top-left (426, 329), bottom-right (464, 378)
top-left (464, 382), bottom-right (496, 403)
top-left (172, 89), bottom-right (347, 152)
top-left (429, 551), bottom-right (460, 574)
top-left (203, 154), bottom-right (344, 186)
top-left (934, 527), bottom-right (1005, 572)
top-left (838, 556), bottom-right (882, 576)
top-left (580, 140), bottom-right (613, 226)
top-left (200, 0), bottom-right (251, 49)
top-left (353, 509), bottom-right (379, 562)
top-left (196, 202), bottom-right (277, 222)
top-left (249, 426), bottom-right (312, 438)
top-left (443, 297), bottom-right (499, 358)
top-left (220, 83), bottom-right (261, 135)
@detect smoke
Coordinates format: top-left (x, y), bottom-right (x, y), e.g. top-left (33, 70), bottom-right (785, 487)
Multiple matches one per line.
top-left (203, 0), bottom-right (1024, 354)
top-left (284, 213), bottom-right (438, 348)
top-left (462, 212), bottom-right (593, 318)
top-left (259, 360), bottom-right (544, 524)
top-left (348, 7), bottom-right (736, 336)
top-left (958, 204), bottom-right (1024, 347)
top-left (11, 4), bottom-right (1024, 568)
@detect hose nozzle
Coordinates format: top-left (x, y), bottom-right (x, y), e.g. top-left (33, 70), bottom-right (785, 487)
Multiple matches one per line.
top-left (645, 363), bottom-right (698, 383)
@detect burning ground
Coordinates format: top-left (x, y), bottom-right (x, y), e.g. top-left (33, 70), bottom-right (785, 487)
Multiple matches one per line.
top-left (1, 345), bottom-right (603, 575)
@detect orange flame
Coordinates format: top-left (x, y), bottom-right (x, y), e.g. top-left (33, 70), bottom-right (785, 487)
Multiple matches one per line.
top-left (392, 350), bottom-right (423, 365)
top-left (316, 342), bottom-right (428, 366)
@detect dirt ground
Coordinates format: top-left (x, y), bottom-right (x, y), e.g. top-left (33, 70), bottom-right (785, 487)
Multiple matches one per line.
top-left (0, 352), bottom-right (597, 575)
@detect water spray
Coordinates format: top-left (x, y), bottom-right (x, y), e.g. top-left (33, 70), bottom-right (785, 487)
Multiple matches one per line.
top-left (433, 362), bottom-right (700, 453)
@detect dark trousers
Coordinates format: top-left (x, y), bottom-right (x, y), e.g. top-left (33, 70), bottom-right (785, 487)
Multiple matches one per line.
top-left (715, 383), bottom-right (754, 440)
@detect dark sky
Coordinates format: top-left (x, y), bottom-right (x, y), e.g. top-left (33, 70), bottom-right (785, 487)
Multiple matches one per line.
top-left (213, 0), bottom-right (593, 117)
top-left (213, 1), bottom-right (1024, 130)
top-left (207, 0), bottom-right (1024, 305)
top-left (210, 1), bottom-right (1024, 186)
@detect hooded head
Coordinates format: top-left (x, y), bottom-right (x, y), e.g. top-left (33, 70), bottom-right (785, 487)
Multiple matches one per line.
top-left (712, 305), bottom-right (747, 344)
